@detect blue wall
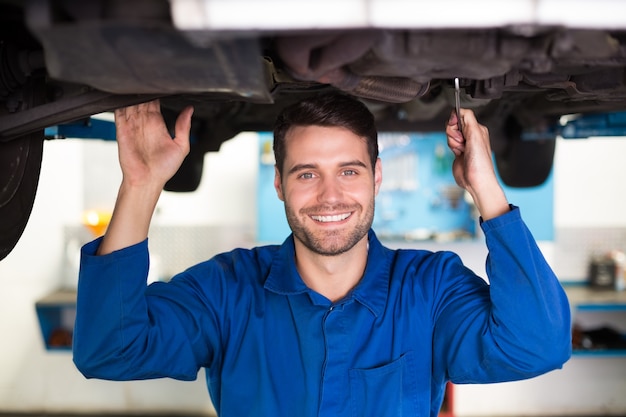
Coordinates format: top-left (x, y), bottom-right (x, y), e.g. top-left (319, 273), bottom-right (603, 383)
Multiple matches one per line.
top-left (256, 132), bottom-right (554, 243)
top-left (497, 167), bottom-right (554, 241)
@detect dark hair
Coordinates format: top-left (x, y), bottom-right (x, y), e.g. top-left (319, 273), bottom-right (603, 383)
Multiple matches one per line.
top-left (273, 92), bottom-right (378, 175)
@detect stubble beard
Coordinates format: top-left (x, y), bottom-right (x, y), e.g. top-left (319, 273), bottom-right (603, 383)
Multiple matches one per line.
top-left (284, 200), bottom-right (375, 256)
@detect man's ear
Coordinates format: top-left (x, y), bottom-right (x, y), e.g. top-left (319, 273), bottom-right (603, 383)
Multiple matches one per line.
top-left (274, 166), bottom-right (285, 201)
top-left (374, 158), bottom-right (382, 196)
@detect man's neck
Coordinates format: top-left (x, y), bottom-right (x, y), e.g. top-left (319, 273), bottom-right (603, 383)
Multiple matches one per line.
top-left (294, 237), bottom-right (369, 303)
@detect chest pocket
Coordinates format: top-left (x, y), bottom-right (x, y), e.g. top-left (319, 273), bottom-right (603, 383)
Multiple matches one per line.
top-left (349, 351), bottom-right (422, 417)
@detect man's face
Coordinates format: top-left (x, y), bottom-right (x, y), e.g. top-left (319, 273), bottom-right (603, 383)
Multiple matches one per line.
top-left (274, 125), bottom-right (382, 256)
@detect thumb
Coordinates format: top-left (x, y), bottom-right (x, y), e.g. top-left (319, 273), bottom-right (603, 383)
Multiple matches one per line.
top-left (459, 108), bottom-right (479, 133)
top-left (174, 105), bottom-right (194, 147)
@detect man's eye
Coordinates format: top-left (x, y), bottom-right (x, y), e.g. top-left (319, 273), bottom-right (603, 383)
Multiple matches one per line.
top-left (342, 169), bottom-right (357, 176)
top-left (299, 172), bottom-right (314, 179)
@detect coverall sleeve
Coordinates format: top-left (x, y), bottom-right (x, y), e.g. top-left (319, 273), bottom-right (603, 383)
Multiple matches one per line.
top-left (72, 238), bottom-right (215, 381)
top-left (432, 206), bottom-right (571, 383)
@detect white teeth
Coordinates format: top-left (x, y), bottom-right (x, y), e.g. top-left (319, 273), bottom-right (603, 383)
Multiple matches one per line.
top-left (311, 213), bottom-right (351, 222)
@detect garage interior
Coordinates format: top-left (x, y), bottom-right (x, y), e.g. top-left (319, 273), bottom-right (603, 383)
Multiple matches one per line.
top-left (0, 121), bottom-right (625, 416)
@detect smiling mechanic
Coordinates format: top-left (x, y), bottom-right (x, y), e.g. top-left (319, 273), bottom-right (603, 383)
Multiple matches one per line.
top-left (73, 93), bottom-right (571, 417)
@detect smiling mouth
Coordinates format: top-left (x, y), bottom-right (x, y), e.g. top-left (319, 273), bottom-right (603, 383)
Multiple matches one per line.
top-left (310, 213), bottom-right (352, 223)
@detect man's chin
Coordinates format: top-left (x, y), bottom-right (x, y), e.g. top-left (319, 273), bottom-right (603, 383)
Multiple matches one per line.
top-left (306, 233), bottom-right (362, 257)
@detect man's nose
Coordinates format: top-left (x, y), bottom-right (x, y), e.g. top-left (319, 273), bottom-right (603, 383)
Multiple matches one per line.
top-left (317, 176), bottom-right (343, 203)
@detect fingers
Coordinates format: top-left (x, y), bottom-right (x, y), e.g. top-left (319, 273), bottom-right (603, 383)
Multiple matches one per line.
top-left (446, 108), bottom-right (490, 156)
top-left (114, 106), bottom-right (126, 122)
top-left (446, 108), bottom-right (461, 129)
top-left (447, 109), bottom-right (465, 156)
top-left (145, 99), bottom-right (161, 113)
top-left (114, 99), bottom-right (161, 121)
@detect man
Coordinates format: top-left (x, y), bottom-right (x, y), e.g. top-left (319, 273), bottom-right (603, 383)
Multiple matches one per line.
top-left (73, 93), bottom-right (571, 417)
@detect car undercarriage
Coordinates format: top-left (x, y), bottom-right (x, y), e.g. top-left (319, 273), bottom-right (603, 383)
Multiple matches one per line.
top-left (2, 0), bottom-right (626, 259)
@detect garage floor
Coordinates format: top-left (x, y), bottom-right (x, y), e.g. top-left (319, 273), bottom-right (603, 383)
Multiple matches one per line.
top-left (0, 414), bottom-right (213, 417)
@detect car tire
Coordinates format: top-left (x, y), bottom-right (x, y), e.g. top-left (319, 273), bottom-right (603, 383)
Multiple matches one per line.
top-left (0, 131), bottom-right (44, 260)
top-left (492, 116), bottom-right (556, 188)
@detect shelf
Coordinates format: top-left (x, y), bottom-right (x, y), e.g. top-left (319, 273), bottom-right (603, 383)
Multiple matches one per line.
top-left (36, 288), bottom-right (77, 306)
top-left (572, 349), bottom-right (626, 357)
top-left (565, 284), bottom-right (626, 357)
top-left (564, 285), bottom-right (626, 310)
top-left (35, 289), bottom-right (77, 351)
